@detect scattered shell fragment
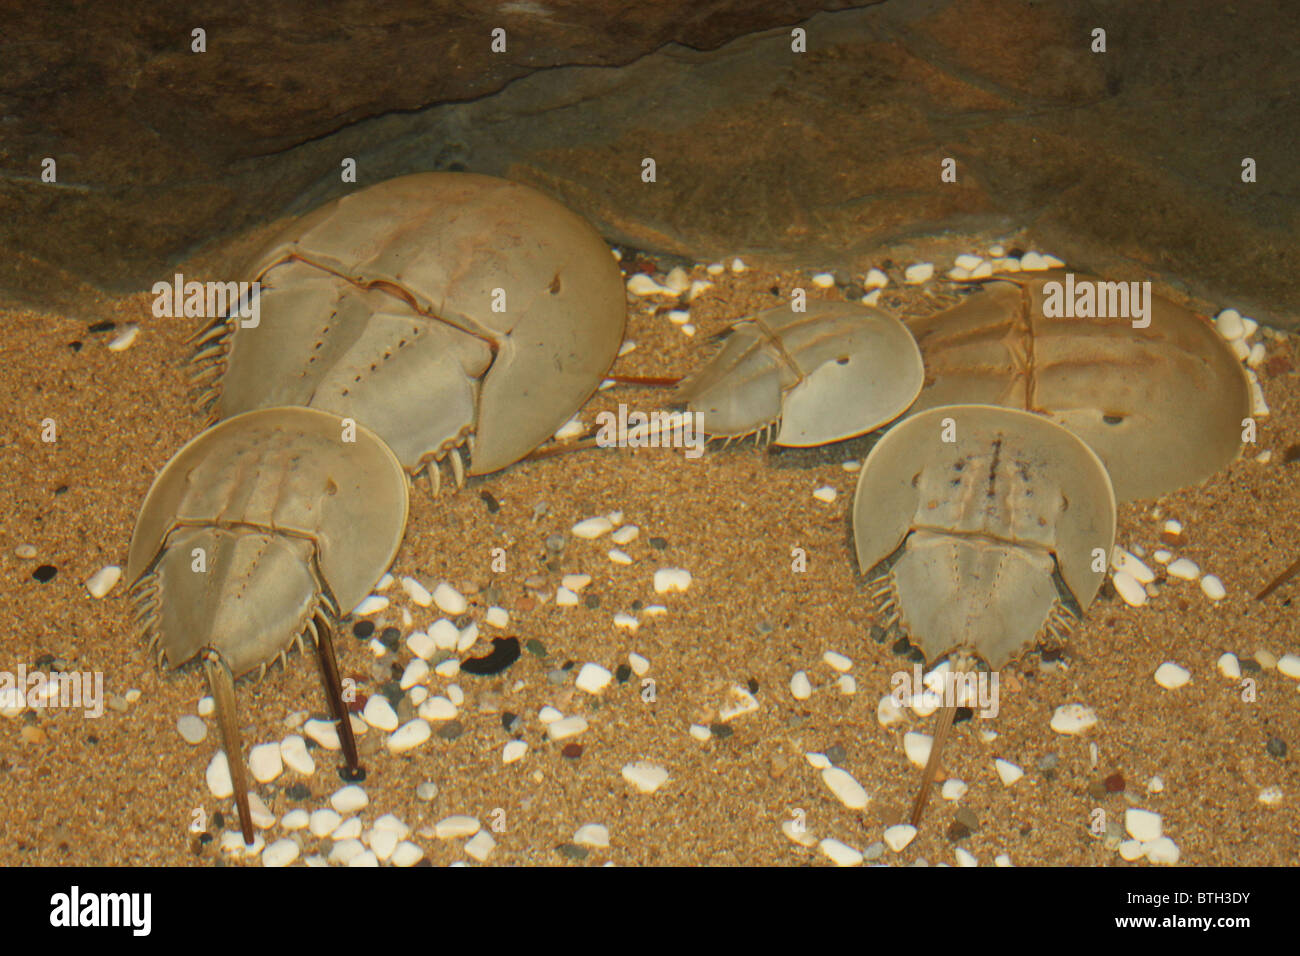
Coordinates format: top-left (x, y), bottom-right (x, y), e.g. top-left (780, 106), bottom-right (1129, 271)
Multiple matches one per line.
top-left (1050, 704), bottom-right (1099, 735)
top-left (108, 325), bottom-right (140, 352)
top-left (883, 824), bottom-right (917, 852)
top-left (433, 582), bottom-right (467, 615)
top-left (821, 767), bottom-right (869, 810)
top-left (1166, 558), bottom-right (1200, 581)
top-left (1200, 575), bottom-right (1226, 601)
top-left (782, 820), bottom-right (817, 847)
top-left (622, 761), bottom-right (669, 794)
top-left (547, 716), bottom-right (589, 741)
top-left (354, 595), bottom-right (389, 616)
top-left (401, 576), bottom-right (433, 607)
top-left (717, 684), bottom-right (759, 722)
top-left (280, 735), bottom-right (314, 775)
top-left (877, 695), bottom-right (905, 728)
top-left (1154, 662), bottom-right (1191, 690)
top-left (790, 671), bottom-right (813, 700)
top-left (177, 715), bottom-right (207, 744)
top-left (84, 565), bottom-right (122, 599)
top-left (819, 838), bottom-right (863, 866)
top-left (248, 743), bottom-right (283, 783)
top-left (653, 568), bottom-right (692, 594)
top-left (1258, 786), bottom-right (1283, 806)
top-left (1125, 808), bottom-right (1163, 842)
top-left (572, 517), bottom-right (614, 539)
top-left (995, 759), bottom-right (1024, 787)
top-left (435, 815), bottom-right (481, 839)
top-left (574, 824), bottom-right (611, 848)
top-left (388, 719), bottom-right (432, 754)
top-left (1112, 570), bottom-right (1149, 608)
top-left (904, 263), bottom-right (934, 284)
top-left (575, 663), bottom-right (613, 694)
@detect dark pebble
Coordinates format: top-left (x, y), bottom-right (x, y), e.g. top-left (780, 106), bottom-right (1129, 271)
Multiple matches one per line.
top-left (584, 594), bottom-right (600, 609)
top-left (85, 735), bottom-right (98, 745)
top-left (500, 711), bottom-right (519, 733)
top-left (710, 723), bottom-right (734, 739)
top-left (954, 806), bottom-right (980, 831)
top-left (379, 627), bottom-right (401, 650)
top-left (212, 811), bottom-right (224, 830)
top-left (525, 638), bottom-right (547, 658)
top-left (1104, 772), bottom-right (1125, 793)
top-left (562, 659), bottom-right (576, 671)
top-left (561, 742), bottom-right (583, 759)
top-left (953, 707), bottom-right (973, 724)
top-left (649, 537), bottom-right (668, 550)
top-left (68, 341), bottom-right (82, 352)
top-left (1240, 659), bottom-right (1261, 673)
top-left (907, 648), bottom-right (926, 664)
top-left (87, 320), bottom-right (116, 333)
top-left (483, 585), bottom-right (502, 605)
top-left (615, 664), bottom-right (631, 684)
top-left (352, 620), bottom-right (375, 640)
top-left (32, 565), bottom-right (57, 583)
top-left (1266, 736), bottom-right (1287, 758)
top-left (1007, 247), bottom-right (1025, 258)
top-left (545, 533), bottom-right (565, 553)
top-left (843, 283), bottom-right (865, 300)
top-left (1087, 779), bottom-right (1107, 800)
top-left (437, 720), bottom-right (464, 741)
top-left (869, 625), bottom-right (888, 644)
top-left (454, 613), bottom-right (473, 629)
top-left (946, 821), bottom-right (971, 842)
top-left (198, 831), bottom-right (213, 845)
top-left (461, 637), bottom-right (521, 676)
top-left (347, 692), bottom-right (368, 714)
top-left (557, 843), bottom-right (588, 860)
top-left (480, 491), bottom-right (500, 513)
top-left (285, 783), bottom-right (312, 801)
top-left (341, 766), bottom-right (366, 782)
top-left (746, 678), bottom-right (759, 694)
top-left (54, 485), bottom-right (68, 495)
top-left (769, 285), bottom-right (781, 296)
top-left (891, 637), bottom-right (912, 656)
top-left (824, 743), bottom-right (846, 765)
top-left (34, 653), bottom-right (55, 668)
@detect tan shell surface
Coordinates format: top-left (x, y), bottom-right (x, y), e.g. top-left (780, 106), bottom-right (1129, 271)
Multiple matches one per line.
top-left (904, 272), bottom-right (1251, 501)
top-left (214, 173), bottom-right (626, 475)
top-left (677, 302), bottom-right (924, 445)
top-left (127, 406), bottom-right (409, 616)
top-left (854, 404), bottom-right (1116, 668)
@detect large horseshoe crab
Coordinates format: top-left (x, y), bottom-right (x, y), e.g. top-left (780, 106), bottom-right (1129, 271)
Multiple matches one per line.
top-left (854, 404), bottom-right (1117, 826)
top-left (676, 301), bottom-right (924, 445)
top-left (128, 406), bottom-right (409, 843)
top-left (904, 271), bottom-right (1251, 501)
top-left (191, 172), bottom-right (627, 487)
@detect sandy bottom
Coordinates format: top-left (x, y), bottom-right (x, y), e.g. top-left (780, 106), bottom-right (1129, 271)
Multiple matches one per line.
top-left (1, 248), bottom-right (1297, 867)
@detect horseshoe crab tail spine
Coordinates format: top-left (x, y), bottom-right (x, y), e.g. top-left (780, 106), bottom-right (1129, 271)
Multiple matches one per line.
top-left (1257, 555), bottom-right (1300, 600)
top-left (909, 655), bottom-right (974, 829)
top-left (202, 650), bottom-right (255, 845)
top-left (312, 612), bottom-right (361, 777)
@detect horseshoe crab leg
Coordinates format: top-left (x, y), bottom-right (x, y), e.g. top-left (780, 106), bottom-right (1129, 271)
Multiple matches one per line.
top-left (202, 650), bottom-right (255, 845)
top-left (312, 613), bottom-right (361, 777)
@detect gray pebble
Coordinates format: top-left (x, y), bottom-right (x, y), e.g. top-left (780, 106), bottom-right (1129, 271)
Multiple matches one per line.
top-left (176, 715), bottom-right (207, 745)
top-left (1037, 752), bottom-right (1059, 772)
top-left (824, 744), bottom-right (847, 765)
top-left (437, 720), bottom-right (464, 741)
top-left (545, 533), bottom-right (566, 553)
top-left (547, 669), bottom-right (569, 685)
top-left (863, 841), bottom-right (885, 861)
top-left (416, 781), bottom-right (439, 801)
top-left (1266, 736), bottom-right (1287, 758)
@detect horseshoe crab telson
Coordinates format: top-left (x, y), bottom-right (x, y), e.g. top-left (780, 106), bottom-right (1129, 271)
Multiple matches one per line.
top-left (676, 301), bottom-right (925, 445)
top-left (904, 271), bottom-right (1251, 501)
top-left (126, 406), bottom-right (409, 843)
top-left (853, 404), bottom-right (1117, 825)
top-left (190, 173), bottom-right (627, 488)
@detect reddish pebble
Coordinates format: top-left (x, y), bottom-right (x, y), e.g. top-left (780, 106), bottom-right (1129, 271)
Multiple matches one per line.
top-left (347, 692), bottom-right (368, 714)
top-left (515, 597), bottom-right (536, 612)
top-left (1264, 354), bottom-right (1294, 377)
top-left (1104, 772), bottom-right (1125, 793)
top-left (561, 743), bottom-right (583, 760)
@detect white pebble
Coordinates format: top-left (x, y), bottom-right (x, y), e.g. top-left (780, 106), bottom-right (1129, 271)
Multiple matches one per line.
top-left (177, 715), bottom-right (207, 744)
top-left (1050, 704), bottom-right (1099, 735)
top-left (1148, 776), bottom-right (1165, 793)
top-left (611, 525), bottom-right (640, 546)
top-left (391, 842), bottom-right (424, 867)
top-left (811, 485), bottom-right (837, 504)
top-left (883, 825), bottom-right (917, 852)
top-left (689, 280), bottom-right (713, 300)
top-left (903, 733), bottom-right (932, 768)
top-left (1111, 548), bottom-right (1155, 584)
top-left (248, 743), bottom-right (283, 783)
top-left (782, 819), bottom-right (817, 847)
top-left (955, 253), bottom-right (983, 270)
top-left (446, 684), bottom-right (464, 706)
top-left (457, 621), bottom-right (478, 652)
top-left (805, 752), bottom-right (831, 770)
top-left (1216, 652), bottom-right (1241, 679)
top-left (503, 740), bottom-right (528, 764)
top-left (333, 817), bottom-right (362, 840)
top-left (303, 718), bottom-right (340, 751)
top-left (995, 758), bottom-right (1024, 786)
top-left (613, 613), bottom-right (638, 631)
top-left (405, 630), bottom-right (435, 659)
top-left (1201, 574), bottom-right (1226, 601)
top-left (1278, 654), bottom-right (1300, 679)
top-left (627, 274), bottom-right (670, 296)
top-left (811, 272), bottom-right (835, 288)
top-left (280, 808), bottom-right (309, 831)
top-left (261, 838), bottom-right (299, 868)
top-left (574, 823), bottom-right (610, 848)
top-left (330, 785), bottom-right (369, 814)
top-left (955, 847), bottom-right (978, 867)
top-left (433, 582), bottom-right (466, 615)
top-left (1166, 558), bottom-right (1200, 581)
top-left (622, 761), bottom-right (669, 793)
top-left (790, 672), bottom-right (813, 700)
top-left (387, 719), bottom-right (432, 754)
top-left (837, 675), bottom-right (857, 695)
top-left (1112, 570), bottom-right (1148, 607)
top-left (362, 695), bottom-right (399, 732)
top-left (575, 663), bottom-right (613, 694)
top-left (863, 268), bottom-right (889, 289)
top-left (434, 659), bottom-right (459, 679)
top-left (562, 573), bottom-right (592, 591)
top-left (1125, 807), bottom-right (1162, 842)
top-left (730, 258), bottom-right (747, 273)
top-left (1215, 308), bottom-right (1245, 340)
top-left (464, 830), bottom-right (497, 862)
top-left (1258, 786), bottom-right (1283, 806)
top-left (435, 815), bottom-right (481, 839)
top-left (197, 696), bottom-right (215, 717)
top-left (608, 549), bottom-right (633, 565)
top-left (689, 724), bottom-right (711, 742)
top-left (652, 568), bottom-right (692, 594)
top-left (84, 565), bottom-right (122, 599)
top-left (399, 659), bottom-right (429, 691)
top-left (706, 262), bottom-right (725, 275)
top-left (572, 517), bottom-right (613, 539)
top-left (205, 752), bottom-right (233, 798)
top-left (418, 696), bottom-right (457, 721)
top-left (1249, 370), bottom-right (1270, 416)
top-left (555, 587), bottom-right (579, 607)
top-left (368, 827), bottom-right (400, 862)
top-left (308, 809), bottom-right (342, 838)
top-left (823, 651), bottom-right (852, 672)
top-left (538, 705), bottom-right (562, 724)
top-left (819, 838), bottom-right (863, 866)
top-left (354, 595), bottom-right (388, 616)
top-left (1143, 837), bottom-right (1180, 865)
top-left (1153, 549), bottom-right (1172, 564)
top-left (1118, 839), bottom-right (1145, 861)
top-left (1019, 251), bottom-right (1049, 271)
top-left (220, 832), bottom-right (264, 857)
top-left (718, 685), bottom-right (759, 722)
top-left (629, 653), bottom-right (650, 676)
top-left (877, 695), bottom-right (905, 728)
top-left (667, 309), bottom-right (691, 325)
top-left (942, 779), bottom-right (968, 801)
top-left (821, 767), bottom-right (869, 810)
top-left (484, 606), bottom-right (509, 629)
top-left (400, 576), bottom-right (433, 607)
top-left (1154, 662), bottom-right (1191, 690)
top-left (327, 839), bottom-right (364, 865)
top-left (1248, 342), bottom-right (1267, 368)
top-left (547, 716), bottom-right (589, 741)
top-left (903, 262), bottom-right (934, 284)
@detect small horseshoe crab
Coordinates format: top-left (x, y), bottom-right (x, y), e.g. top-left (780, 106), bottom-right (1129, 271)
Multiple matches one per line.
top-left (904, 271), bottom-right (1251, 501)
top-left (190, 172), bottom-right (627, 488)
top-left (127, 406), bottom-right (409, 842)
top-left (853, 404), bottom-right (1116, 826)
top-left (676, 301), bottom-right (924, 446)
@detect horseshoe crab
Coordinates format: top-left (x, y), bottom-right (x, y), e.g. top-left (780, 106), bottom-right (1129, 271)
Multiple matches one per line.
top-left (854, 404), bottom-right (1116, 825)
top-left (676, 301), bottom-right (924, 445)
top-left (190, 172), bottom-right (627, 487)
top-left (904, 271), bottom-right (1251, 501)
top-left (126, 406), bottom-right (409, 843)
